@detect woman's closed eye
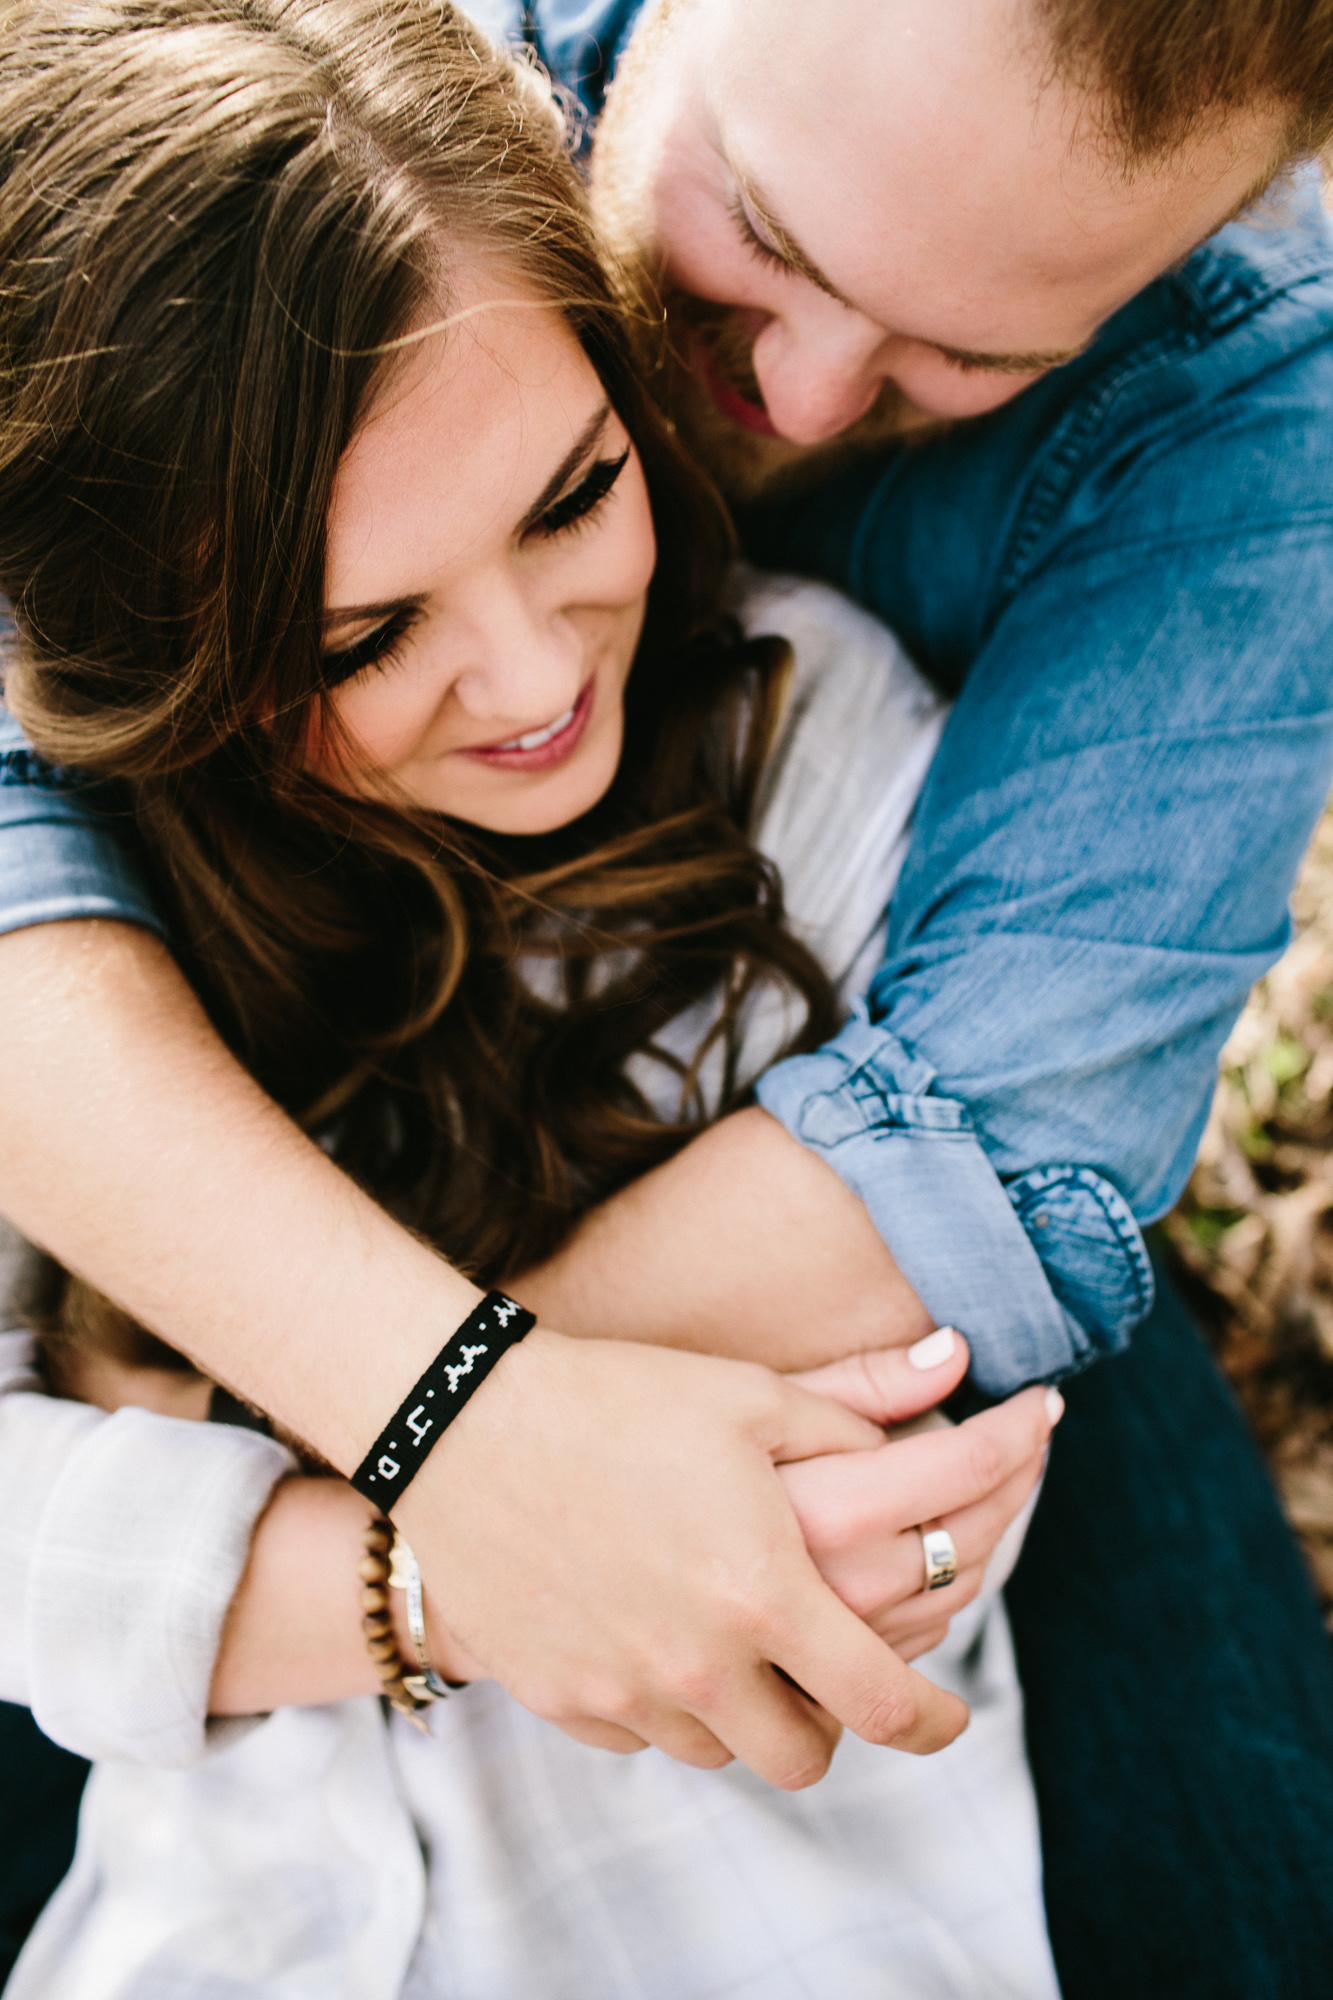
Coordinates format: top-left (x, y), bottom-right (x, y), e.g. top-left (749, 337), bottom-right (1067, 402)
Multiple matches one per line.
top-left (318, 448), bottom-right (630, 688)
top-left (320, 605), bottom-right (419, 690)
top-left (527, 447), bottom-right (631, 543)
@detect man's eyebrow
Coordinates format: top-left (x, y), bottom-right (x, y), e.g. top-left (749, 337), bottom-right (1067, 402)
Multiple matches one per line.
top-left (931, 338), bottom-right (1090, 375)
top-left (517, 401), bottom-right (612, 533)
top-left (734, 170), bottom-right (1088, 374)
top-left (732, 169), bottom-right (857, 309)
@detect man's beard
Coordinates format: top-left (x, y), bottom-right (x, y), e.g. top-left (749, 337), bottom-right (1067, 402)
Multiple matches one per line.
top-left (591, 4), bottom-right (945, 505)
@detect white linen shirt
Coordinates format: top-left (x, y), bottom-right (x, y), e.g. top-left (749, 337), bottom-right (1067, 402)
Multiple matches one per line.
top-left (1, 577), bottom-right (1059, 2000)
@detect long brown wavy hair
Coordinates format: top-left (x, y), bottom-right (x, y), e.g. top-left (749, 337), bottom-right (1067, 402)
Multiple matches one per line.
top-left (0, 0), bottom-right (838, 1379)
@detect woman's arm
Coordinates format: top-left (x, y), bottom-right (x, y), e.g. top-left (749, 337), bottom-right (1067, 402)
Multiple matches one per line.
top-left (208, 1475), bottom-right (487, 1713)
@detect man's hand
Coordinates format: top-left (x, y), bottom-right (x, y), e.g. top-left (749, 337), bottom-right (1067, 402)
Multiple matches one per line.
top-left (394, 1330), bottom-right (969, 1789)
top-left (779, 1333), bottom-right (1061, 1659)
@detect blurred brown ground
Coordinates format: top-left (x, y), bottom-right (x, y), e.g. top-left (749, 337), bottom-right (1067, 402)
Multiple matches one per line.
top-left (1166, 806), bottom-right (1333, 1622)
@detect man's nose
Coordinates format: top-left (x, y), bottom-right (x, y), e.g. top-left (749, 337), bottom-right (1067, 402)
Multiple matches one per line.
top-left (750, 305), bottom-right (892, 445)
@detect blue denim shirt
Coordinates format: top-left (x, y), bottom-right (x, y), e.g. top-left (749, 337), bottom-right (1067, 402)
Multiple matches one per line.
top-left (6, 0), bottom-right (1333, 1393)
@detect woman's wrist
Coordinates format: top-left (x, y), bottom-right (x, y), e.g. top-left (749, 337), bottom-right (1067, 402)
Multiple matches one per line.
top-left (208, 1474), bottom-right (484, 1717)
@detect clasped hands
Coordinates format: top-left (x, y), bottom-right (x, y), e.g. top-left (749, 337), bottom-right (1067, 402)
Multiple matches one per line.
top-left (395, 1107), bottom-right (1060, 1789)
top-left (397, 1324), bottom-right (1058, 1790)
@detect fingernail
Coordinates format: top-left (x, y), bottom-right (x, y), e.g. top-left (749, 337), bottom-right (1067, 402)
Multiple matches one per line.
top-left (1045, 1387), bottom-right (1065, 1424)
top-left (908, 1327), bottom-right (956, 1371)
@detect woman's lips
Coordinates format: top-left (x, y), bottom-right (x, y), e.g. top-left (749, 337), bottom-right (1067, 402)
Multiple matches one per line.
top-left (695, 339), bottom-right (779, 437)
top-left (462, 680), bottom-right (594, 773)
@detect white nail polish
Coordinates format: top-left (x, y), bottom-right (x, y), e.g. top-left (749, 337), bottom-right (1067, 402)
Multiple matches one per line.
top-left (1045, 1387), bottom-right (1065, 1423)
top-left (908, 1327), bottom-right (956, 1371)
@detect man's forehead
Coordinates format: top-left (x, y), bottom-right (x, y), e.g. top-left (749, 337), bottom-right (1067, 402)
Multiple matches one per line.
top-left (679, 0), bottom-right (1277, 355)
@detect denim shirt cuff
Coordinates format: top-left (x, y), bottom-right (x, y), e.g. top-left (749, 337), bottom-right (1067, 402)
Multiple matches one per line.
top-left (0, 718), bottom-right (163, 940)
top-left (755, 1009), bottom-right (1155, 1394)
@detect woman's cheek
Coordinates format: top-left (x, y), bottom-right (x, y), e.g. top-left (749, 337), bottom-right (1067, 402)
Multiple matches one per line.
top-left (314, 682), bottom-right (428, 789)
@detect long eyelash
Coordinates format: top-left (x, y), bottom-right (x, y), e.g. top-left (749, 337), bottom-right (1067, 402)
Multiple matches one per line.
top-left (531, 448), bottom-right (631, 540)
top-left (320, 606), bottom-right (417, 690)
top-left (727, 192), bottom-right (789, 277)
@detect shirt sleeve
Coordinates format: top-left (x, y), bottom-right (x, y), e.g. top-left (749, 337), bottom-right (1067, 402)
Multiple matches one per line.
top-left (0, 704), bottom-right (165, 940)
top-left (757, 396), bottom-right (1333, 1393)
top-left (0, 1329), bottom-right (294, 1766)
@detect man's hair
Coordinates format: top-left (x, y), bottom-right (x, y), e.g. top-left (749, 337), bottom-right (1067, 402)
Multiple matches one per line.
top-left (1044, 0), bottom-right (1333, 164)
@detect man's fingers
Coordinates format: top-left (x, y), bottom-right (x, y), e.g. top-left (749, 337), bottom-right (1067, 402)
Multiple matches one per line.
top-left (771, 1584), bottom-right (970, 1756)
top-left (672, 1668), bottom-right (846, 1791)
top-left (764, 1373), bottom-right (896, 1461)
top-left (554, 1716), bottom-right (653, 1755)
top-left (788, 1326), bottom-right (969, 1425)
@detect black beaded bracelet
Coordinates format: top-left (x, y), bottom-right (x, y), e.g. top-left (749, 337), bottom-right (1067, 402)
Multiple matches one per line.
top-left (350, 1291), bottom-right (535, 1506)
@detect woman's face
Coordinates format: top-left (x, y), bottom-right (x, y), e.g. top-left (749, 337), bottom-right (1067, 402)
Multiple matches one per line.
top-left (313, 262), bottom-right (656, 834)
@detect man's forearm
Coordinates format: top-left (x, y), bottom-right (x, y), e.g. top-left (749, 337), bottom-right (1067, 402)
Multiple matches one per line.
top-left (0, 920), bottom-right (967, 1783)
top-left (0, 919), bottom-right (483, 1466)
top-left (514, 1105), bottom-right (933, 1372)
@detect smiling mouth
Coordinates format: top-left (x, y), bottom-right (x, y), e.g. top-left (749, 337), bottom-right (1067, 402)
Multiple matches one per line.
top-left (695, 337), bottom-right (779, 438)
top-left (463, 681), bottom-right (594, 773)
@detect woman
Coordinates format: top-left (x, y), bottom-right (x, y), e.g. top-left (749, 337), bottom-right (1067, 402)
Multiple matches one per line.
top-left (0, 2), bottom-right (1059, 1993)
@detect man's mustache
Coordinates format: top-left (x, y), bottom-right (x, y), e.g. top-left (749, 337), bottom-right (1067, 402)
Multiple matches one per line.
top-left (661, 289), bottom-right (936, 503)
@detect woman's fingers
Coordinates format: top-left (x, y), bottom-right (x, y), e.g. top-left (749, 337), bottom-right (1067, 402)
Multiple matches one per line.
top-left (896, 1623), bottom-right (951, 1662)
top-left (782, 1385), bottom-right (1059, 1561)
top-left (786, 1327), bottom-right (970, 1427)
top-left (802, 1452), bottom-right (1045, 1627)
top-left (873, 1564), bottom-right (988, 1648)
top-left (777, 1386), bottom-right (1061, 1649)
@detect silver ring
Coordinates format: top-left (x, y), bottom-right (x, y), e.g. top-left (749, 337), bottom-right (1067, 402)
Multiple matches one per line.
top-left (920, 1526), bottom-right (958, 1593)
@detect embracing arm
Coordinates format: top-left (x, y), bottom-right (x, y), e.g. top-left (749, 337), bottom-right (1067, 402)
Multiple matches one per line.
top-left (729, 338), bottom-right (1333, 1393)
top-left (0, 917), bottom-right (969, 1779)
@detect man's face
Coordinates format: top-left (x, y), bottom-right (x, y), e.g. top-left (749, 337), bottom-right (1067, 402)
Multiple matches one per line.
top-left (592, 0), bottom-right (1286, 495)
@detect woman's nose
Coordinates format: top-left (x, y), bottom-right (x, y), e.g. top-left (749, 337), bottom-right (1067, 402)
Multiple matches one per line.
top-left (449, 578), bottom-right (583, 726)
top-left (750, 304), bottom-right (892, 445)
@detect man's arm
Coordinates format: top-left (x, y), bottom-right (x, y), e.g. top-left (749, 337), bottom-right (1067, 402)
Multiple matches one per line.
top-left (738, 337), bottom-right (1333, 1392)
top-left (0, 917), bottom-right (969, 1781)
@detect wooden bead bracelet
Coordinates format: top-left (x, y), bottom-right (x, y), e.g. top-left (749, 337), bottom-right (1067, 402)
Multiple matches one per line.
top-left (359, 1513), bottom-right (463, 1728)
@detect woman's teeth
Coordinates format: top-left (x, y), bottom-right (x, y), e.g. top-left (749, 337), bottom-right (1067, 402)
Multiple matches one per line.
top-left (495, 704), bottom-right (576, 752)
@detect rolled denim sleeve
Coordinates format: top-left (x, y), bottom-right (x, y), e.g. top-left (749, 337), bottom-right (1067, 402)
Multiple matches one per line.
top-left (759, 360), bottom-right (1333, 1392)
top-left (0, 705), bottom-right (164, 939)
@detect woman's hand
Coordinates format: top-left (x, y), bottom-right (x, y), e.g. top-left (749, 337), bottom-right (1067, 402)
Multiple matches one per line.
top-left (779, 1333), bottom-right (1061, 1660)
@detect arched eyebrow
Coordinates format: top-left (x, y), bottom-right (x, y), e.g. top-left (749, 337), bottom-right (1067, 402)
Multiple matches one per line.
top-left (516, 401), bottom-right (612, 534)
top-left (733, 165), bottom-right (1089, 374)
top-left (322, 401), bottom-right (615, 632)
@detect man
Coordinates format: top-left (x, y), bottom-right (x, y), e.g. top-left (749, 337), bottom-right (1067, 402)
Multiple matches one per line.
top-left (4, 0), bottom-right (1333, 1987)
top-left (477, 0), bottom-right (1333, 1390)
